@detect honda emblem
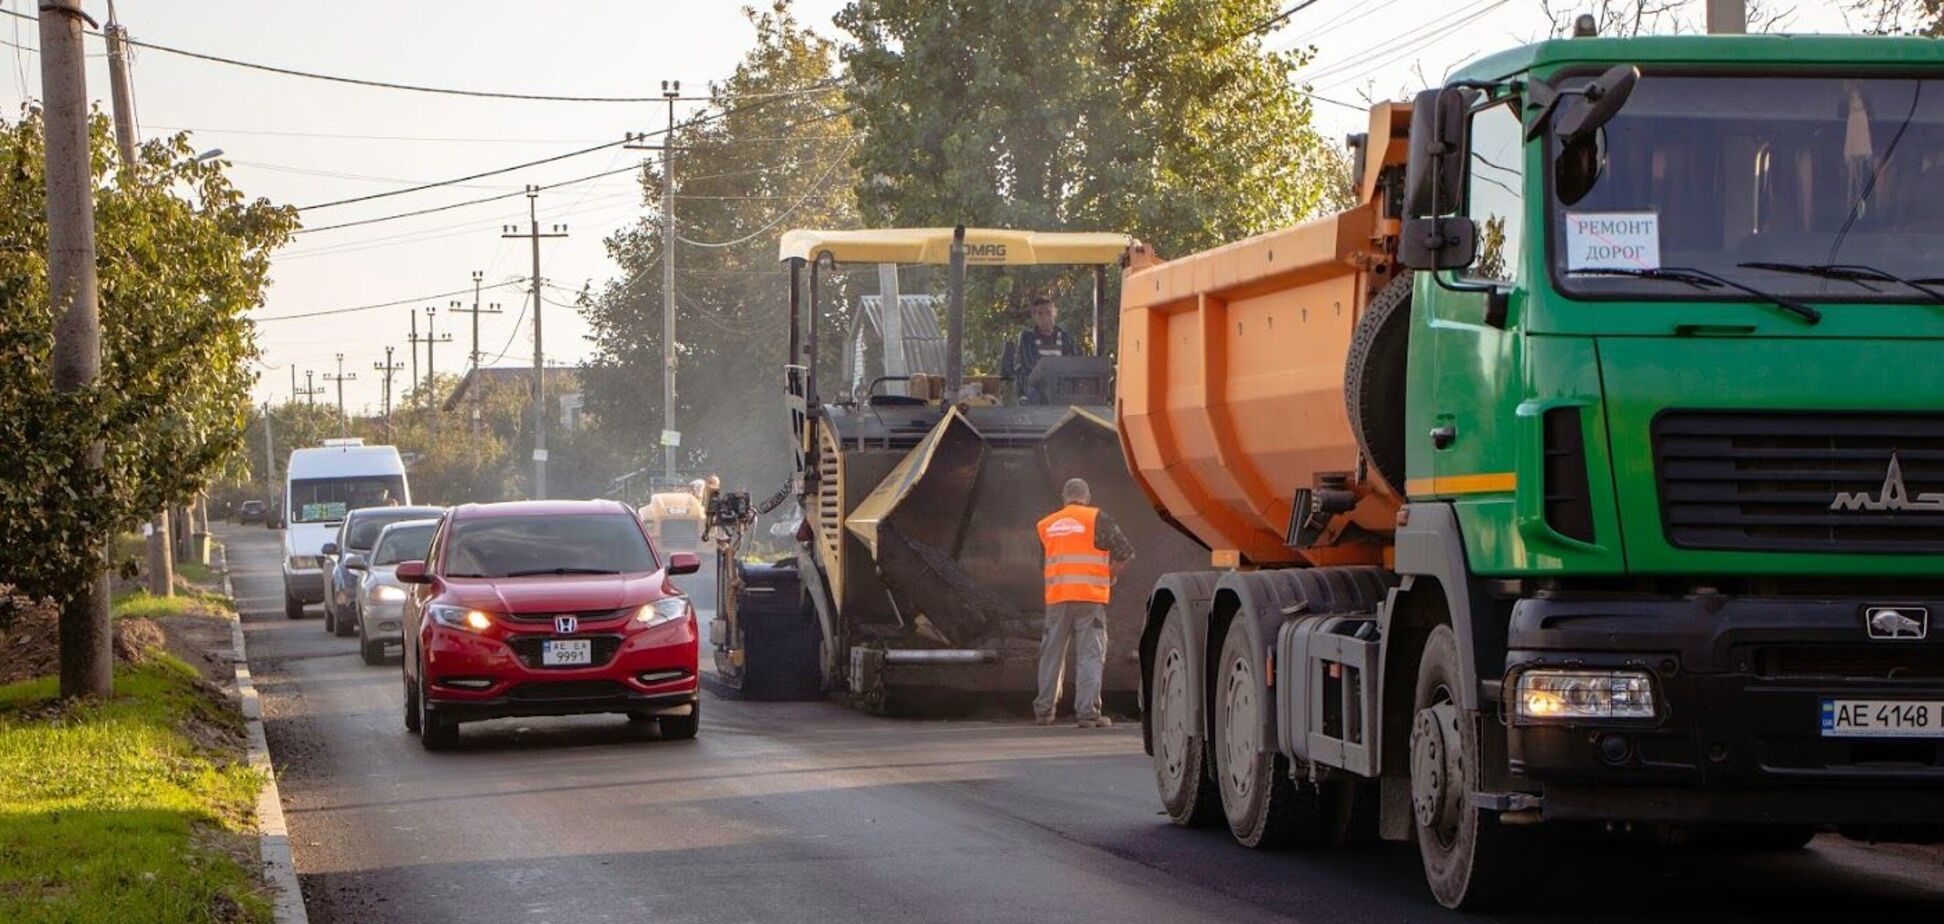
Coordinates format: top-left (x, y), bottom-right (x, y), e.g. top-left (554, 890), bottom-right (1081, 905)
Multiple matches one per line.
top-left (554, 615), bottom-right (578, 635)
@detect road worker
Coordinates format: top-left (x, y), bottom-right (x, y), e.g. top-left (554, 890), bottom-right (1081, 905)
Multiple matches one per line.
top-left (1034, 477), bottom-right (1134, 727)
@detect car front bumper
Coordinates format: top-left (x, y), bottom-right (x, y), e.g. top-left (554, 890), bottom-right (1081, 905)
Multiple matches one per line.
top-left (422, 615), bottom-right (700, 722)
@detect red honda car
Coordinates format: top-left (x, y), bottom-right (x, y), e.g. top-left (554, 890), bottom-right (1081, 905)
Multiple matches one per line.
top-left (395, 499), bottom-right (701, 749)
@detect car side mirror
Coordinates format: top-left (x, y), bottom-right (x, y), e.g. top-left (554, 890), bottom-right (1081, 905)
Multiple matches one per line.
top-left (321, 542), bottom-right (339, 557)
top-left (395, 560), bottom-right (430, 584)
top-left (667, 552), bottom-right (702, 576)
top-left (343, 554), bottom-right (368, 572)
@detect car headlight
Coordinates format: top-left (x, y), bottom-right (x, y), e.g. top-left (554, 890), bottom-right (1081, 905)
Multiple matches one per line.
top-left (1514, 669), bottom-right (1656, 721)
top-left (633, 597), bottom-right (691, 628)
top-left (429, 604), bottom-right (494, 632)
top-left (369, 585), bottom-right (407, 603)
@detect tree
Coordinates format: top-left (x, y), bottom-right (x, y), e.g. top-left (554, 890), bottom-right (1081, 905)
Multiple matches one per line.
top-left (1847, 0), bottom-right (1944, 34)
top-left (582, 1), bottom-right (859, 500)
top-left (0, 110), bottom-right (296, 601)
top-left (835, 0), bottom-right (1342, 358)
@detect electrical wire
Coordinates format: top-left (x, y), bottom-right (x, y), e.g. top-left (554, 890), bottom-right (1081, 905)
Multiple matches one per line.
top-left (294, 162), bottom-right (647, 234)
top-left (252, 280), bottom-right (525, 322)
top-left (674, 141), bottom-right (857, 249)
top-left (0, 9), bottom-right (848, 104)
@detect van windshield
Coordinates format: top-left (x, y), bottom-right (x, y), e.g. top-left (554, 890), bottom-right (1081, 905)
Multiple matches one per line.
top-left (289, 476), bottom-right (408, 524)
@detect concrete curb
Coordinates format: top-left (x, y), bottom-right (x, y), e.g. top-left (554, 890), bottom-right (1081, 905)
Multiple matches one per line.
top-left (219, 543), bottom-right (309, 924)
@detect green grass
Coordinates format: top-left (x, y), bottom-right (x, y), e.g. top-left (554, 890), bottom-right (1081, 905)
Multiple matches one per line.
top-left (177, 560), bottom-right (218, 586)
top-left (111, 587), bottom-right (236, 621)
top-left (0, 657), bottom-right (269, 924)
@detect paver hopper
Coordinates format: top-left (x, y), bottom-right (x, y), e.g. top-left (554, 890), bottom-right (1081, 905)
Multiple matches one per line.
top-left (708, 227), bottom-right (1205, 711)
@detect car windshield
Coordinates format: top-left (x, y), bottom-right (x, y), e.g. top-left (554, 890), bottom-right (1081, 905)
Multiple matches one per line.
top-left (1551, 74), bottom-right (1944, 301)
top-left (347, 510), bottom-right (434, 550)
top-left (289, 476), bottom-right (407, 524)
top-left (443, 514), bottom-right (657, 578)
top-left (371, 525), bottom-right (436, 566)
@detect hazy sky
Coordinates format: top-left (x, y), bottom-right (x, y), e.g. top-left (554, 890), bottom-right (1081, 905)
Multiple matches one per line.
top-left (0, 0), bottom-right (1858, 415)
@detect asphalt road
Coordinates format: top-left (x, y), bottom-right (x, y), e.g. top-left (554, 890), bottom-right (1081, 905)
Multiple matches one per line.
top-left (224, 524), bottom-right (1944, 924)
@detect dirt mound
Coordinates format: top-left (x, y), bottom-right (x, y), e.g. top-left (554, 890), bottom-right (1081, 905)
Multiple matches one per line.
top-left (0, 586), bottom-right (166, 686)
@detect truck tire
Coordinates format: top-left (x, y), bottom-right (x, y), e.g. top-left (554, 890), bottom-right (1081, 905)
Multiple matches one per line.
top-left (1213, 616), bottom-right (1350, 848)
top-left (1410, 624), bottom-right (1523, 909)
top-left (1151, 601), bottom-right (1219, 827)
top-left (1345, 271), bottom-right (1414, 494)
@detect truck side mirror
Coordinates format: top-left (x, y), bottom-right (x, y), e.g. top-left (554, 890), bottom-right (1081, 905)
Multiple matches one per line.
top-left (1402, 87), bottom-right (1479, 271)
top-left (1404, 87), bottom-right (1471, 219)
top-left (1555, 65), bottom-right (1638, 141)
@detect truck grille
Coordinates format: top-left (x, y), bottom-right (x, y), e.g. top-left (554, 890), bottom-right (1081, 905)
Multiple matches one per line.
top-left (1654, 412), bottom-right (1944, 554)
top-left (1759, 646), bottom-right (1944, 682)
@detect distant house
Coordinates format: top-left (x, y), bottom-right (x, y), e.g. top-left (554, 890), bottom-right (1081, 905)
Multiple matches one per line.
top-left (443, 365), bottom-right (585, 431)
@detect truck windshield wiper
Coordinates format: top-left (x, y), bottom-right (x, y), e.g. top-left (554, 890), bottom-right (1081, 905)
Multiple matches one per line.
top-left (503, 567), bottom-right (622, 577)
top-left (1738, 261), bottom-right (1944, 305)
top-left (1572, 266), bottom-right (1822, 324)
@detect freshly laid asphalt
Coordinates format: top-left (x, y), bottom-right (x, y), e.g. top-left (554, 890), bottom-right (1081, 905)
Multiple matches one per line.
top-left (223, 524), bottom-right (1944, 923)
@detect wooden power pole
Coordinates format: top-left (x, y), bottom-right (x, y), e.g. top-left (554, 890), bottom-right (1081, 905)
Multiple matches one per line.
top-left (42, 0), bottom-right (112, 697)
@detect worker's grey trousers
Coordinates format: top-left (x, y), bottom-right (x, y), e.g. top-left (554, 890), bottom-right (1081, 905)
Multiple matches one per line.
top-left (1035, 601), bottom-right (1108, 721)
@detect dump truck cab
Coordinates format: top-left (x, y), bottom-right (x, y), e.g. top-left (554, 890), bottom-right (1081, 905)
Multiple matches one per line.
top-left (1123, 32), bottom-right (1944, 911)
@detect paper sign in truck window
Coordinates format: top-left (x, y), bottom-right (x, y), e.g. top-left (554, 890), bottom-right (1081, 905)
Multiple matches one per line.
top-left (1564, 212), bottom-right (1661, 271)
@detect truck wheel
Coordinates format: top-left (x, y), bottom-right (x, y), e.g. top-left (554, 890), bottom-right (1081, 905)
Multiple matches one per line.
top-left (1213, 616), bottom-right (1346, 848)
top-left (1410, 624), bottom-right (1522, 909)
top-left (1151, 601), bottom-right (1219, 827)
top-left (1345, 271), bottom-right (1414, 494)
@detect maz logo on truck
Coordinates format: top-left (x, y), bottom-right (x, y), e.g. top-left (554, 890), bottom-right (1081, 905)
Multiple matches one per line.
top-left (1829, 454), bottom-right (1944, 513)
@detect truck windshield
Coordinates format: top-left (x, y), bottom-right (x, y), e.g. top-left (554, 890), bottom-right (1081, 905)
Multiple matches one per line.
top-left (1550, 74), bottom-right (1944, 302)
top-left (289, 476), bottom-right (407, 524)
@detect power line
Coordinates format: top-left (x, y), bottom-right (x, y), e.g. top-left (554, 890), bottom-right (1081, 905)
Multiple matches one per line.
top-left (673, 142), bottom-right (858, 249)
top-left (252, 280), bottom-right (525, 322)
top-left (0, 9), bottom-right (848, 104)
top-left (1215, 0), bottom-right (1331, 49)
top-left (294, 162), bottom-right (647, 234)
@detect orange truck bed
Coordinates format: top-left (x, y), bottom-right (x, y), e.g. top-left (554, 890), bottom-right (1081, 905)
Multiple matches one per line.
top-left (1114, 104), bottom-right (1411, 568)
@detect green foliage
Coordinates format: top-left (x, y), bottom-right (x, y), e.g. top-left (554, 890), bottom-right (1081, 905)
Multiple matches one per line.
top-left (582, 1), bottom-right (859, 497)
top-left (0, 656), bottom-right (268, 923)
top-left (835, 0), bottom-right (1343, 357)
top-left (0, 110), bottom-right (296, 602)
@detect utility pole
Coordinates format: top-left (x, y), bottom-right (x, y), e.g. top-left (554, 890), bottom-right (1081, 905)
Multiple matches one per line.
top-left (1705, 0), bottom-right (1746, 34)
top-left (42, 0), bottom-right (111, 698)
top-left (324, 353), bottom-right (357, 431)
top-left (411, 305), bottom-right (453, 425)
top-left (374, 348), bottom-right (403, 421)
top-left (106, 2), bottom-right (176, 600)
top-left (626, 82), bottom-right (684, 479)
top-left (262, 401), bottom-right (275, 490)
top-left (408, 311), bottom-right (420, 402)
top-left (298, 370), bottom-right (323, 406)
top-left (503, 188), bottom-right (567, 498)
top-left (450, 273), bottom-right (503, 438)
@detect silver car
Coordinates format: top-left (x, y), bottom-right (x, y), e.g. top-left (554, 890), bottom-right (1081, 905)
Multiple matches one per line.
top-left (349, 518), bottom-right (440, 665)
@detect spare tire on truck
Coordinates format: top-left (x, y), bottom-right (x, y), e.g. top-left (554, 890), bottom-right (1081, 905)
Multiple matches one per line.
top-left (1343, 271), bottom-right (1414, 495)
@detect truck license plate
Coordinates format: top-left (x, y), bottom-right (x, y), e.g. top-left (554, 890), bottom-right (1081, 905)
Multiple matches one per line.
top-left (1821, 699), bottom-right (1944, 738)
top-left (542, 639), bottom-right (592, 667)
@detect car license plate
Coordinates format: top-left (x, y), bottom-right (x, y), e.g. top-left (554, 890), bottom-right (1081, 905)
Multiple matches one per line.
top-left (1821, 699), bottom-right (1944, 738)
top-left (541, 639), bottom-right (592, 667)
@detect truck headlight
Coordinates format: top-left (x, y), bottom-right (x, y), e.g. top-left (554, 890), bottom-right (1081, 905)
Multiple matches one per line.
top-left (633, 597), bottom-right (690, 628)
top-left (369, 585), bottom-right (407, 603)
top-left (1514, 669), bottom-right (1656, 720)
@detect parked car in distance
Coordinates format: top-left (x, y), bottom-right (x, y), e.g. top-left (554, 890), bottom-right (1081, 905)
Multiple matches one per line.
top-left (397, 500), bottom-right (702, 750)
top-left (322, 505), bottom-right (444, 638)
top-left (347, 518), bottom-right (440, 665)
top-left (238, 500), bottom-right (267, 525)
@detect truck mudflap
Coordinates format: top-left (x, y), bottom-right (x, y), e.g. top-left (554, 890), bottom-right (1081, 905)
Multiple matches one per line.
top-left (1505, 592), bottom-right (1944, 823)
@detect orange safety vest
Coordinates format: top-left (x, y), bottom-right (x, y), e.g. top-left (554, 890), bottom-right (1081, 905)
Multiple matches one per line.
top-left (1037, 504), bottom-right (1112, 605)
